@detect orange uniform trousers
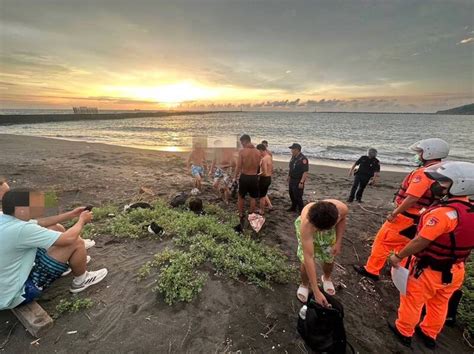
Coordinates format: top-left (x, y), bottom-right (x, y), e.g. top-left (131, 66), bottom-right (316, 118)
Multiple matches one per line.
top-left (365, 214), bottom-right (414, 275)
top-left (396, 260), bottom-right (465, 339)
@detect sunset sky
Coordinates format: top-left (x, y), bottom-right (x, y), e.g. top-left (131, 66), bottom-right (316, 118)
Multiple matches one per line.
top-left (0, 0), bottom-right (473, 112)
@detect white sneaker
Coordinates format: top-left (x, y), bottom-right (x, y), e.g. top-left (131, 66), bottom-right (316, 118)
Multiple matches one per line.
top-left (70, 268), bottom-right (108, 293)
top-left (61, 255), bottom-right (91, 277)
top-left (84, 239), bottom-right (96, 250)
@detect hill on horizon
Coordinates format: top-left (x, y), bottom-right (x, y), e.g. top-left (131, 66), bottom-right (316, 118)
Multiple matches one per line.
top-left (436, 103), bottom-right (474, 115)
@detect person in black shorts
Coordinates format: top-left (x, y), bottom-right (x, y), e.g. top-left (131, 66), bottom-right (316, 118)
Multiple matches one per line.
top-left (234, 135), bottom-right (261, 220)
top-left (347, 148), bottom-right (380, 203)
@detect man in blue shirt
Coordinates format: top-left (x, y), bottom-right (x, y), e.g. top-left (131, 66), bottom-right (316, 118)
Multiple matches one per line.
top-left (0, 190), bottom-right (107, 310)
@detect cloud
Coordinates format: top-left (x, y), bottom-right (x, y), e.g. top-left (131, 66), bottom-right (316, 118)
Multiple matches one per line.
top-left (457, 37), bottom-right (474, 44)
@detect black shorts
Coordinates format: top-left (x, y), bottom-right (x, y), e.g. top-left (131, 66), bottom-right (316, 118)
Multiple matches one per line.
top-left (239, 174), bottom-right (259, 198)
top-left (259, 176), bottom-right (272, 197)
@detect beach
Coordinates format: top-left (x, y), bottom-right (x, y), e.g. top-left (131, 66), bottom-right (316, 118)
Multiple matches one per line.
top-left (0, 134), bottom-right (468, 353)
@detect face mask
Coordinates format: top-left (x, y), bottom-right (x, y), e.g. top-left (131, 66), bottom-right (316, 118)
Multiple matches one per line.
top-left (430, 182), bottom-right (446, 198)
top-left (413, 154), bottom-right (423, 166)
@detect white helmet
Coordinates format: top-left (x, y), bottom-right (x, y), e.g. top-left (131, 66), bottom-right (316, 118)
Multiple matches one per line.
top-left (424, 161), bottom-right (474, 196)
top-left (409, 138), bottom-right (449, 160)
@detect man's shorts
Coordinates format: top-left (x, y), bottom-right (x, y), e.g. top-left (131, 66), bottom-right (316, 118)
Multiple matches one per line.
top-left (295, 217), bottom-right (337, 264)
top-left (238, 174), bottom-right (259, 198)
top-left (258, 176), bottom-right (272, 197)
top-left (213, 168), bottom-right (231, 188)
top-left (191, 165), bottom-right (204, 177)
top-left (20, 248), bottom-right (68, 305)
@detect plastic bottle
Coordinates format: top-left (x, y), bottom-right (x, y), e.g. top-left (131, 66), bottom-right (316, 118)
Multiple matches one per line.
top-left (299, 305), bottom-right (307, 320)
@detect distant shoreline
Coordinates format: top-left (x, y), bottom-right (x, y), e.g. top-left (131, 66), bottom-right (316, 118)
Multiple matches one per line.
top-left (0, 110), bottom-right (239, 126)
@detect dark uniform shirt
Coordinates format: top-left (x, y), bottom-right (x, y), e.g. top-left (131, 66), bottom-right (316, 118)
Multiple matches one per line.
top-left (289, 153), bottom-right (309, 180)
top-left (354, 156), bottom-right (380, 177)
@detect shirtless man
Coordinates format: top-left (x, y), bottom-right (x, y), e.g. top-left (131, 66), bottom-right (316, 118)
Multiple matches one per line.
top-left (209, 140), bottom-right (234, 203)
top-left (256, 144), bottom-right (273, 214)
top-left (186, 142), bottom-right (208, 192)
top-left (233, 135), bottom-right (261, 220)
top-left (295, 199), bottom-right (348, 307)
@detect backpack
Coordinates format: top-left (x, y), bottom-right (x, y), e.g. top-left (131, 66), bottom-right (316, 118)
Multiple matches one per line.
top-left (297, 291), bottom-right (349, 353)
top-left (188, 198), bottom-right (204, 215)
top-left (170, 192), bottom-right (188, 208)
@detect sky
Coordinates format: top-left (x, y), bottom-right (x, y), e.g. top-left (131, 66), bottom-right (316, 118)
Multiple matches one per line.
top-left (0, 0), bottom-right (473, 112)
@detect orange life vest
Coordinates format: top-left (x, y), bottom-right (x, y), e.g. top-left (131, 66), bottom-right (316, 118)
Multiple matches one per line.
top-left (416, 200), bottom-right (474, 265)
top-left (394, 167), bottom-right (435, 210)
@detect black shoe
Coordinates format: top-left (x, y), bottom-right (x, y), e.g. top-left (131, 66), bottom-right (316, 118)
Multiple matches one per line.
top-left (286, 207), bottom-right (297, 212)
top-left (346, 198), bottom-right (354, 203)
top-left (387, 321), bottom-right (412, 348)
top-left (353, 265), bottom-right (380, 281)
top-left (356, 199), bottom-right (363, 203)
top-left (415, 326), bottom-right (436, 349)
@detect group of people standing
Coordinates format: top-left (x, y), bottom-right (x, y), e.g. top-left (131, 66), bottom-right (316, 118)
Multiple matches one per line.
top-left (187, 135), bottom-right (274, 216)
top-left (189, 135), bottom-right (474, 350)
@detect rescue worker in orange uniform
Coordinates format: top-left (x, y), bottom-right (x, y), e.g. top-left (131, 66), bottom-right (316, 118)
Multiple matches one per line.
top-left (354, 138), bottom-right (450, 280)
top-left (387, 161), bottom-right (474, 349)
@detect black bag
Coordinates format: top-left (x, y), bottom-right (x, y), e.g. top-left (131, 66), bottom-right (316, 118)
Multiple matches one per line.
top-left (297, 292), bottom-right (348, 353)
top-left (188, 197), bottom-right (204, 215)
top-left (170, 192), bottom-right (188, 208)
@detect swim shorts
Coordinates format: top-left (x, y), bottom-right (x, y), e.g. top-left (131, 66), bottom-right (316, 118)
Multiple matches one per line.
top-left (295, 216), bottom-right (337, 264)
top-left (213, 168), bottom-right (231, 187)
top-left (20, 248), bottom-right (69, 305)
top-left (191, 165), bottom-right (204, 177)
top-left (238, 174), bottom-right (259, 198)
top-left (258, 176), bottom-right (272, 197)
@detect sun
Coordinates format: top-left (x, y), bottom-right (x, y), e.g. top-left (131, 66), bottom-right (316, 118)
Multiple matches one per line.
top-left (104, 81), bottom-right (219, 105)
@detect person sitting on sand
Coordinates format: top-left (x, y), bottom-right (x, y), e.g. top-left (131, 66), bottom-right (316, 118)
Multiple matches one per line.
top-left (209, 140), bottom-right (234, 204)
top-left (234, 134), bottom-right (261, 221)
top-left (256, 144), bottom-right (273, 214)
top-left (295, 199), bottom-right (348, 307)
top-left (187, 142), bottom-right (208, 193)
top-left (0, 190), bottom-right (107, 310)
top-left (1, 180), bottom-right (95, 252)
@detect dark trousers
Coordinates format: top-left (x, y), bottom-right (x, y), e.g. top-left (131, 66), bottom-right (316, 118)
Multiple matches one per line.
top-left (349, 174), bottom-right (371, 201)
top-left (289, 178), bottom-right (304, 212)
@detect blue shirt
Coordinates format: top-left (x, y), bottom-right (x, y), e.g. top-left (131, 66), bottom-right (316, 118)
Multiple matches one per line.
top-left (0, 214), bottom-right (61, 309)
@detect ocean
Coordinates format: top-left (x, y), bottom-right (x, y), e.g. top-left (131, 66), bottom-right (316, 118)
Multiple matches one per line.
top-left (0, 111), bottom-right (472, 171)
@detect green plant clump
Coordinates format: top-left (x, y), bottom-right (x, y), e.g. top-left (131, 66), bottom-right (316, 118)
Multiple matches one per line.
top-left (80, 199), bottom-right (294, 304)
top-left (55, 297), bottom-right (94, 318)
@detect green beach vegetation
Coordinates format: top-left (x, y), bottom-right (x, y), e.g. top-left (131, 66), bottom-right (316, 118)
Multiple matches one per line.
top-left (83, 200), bottom-right (295, 305)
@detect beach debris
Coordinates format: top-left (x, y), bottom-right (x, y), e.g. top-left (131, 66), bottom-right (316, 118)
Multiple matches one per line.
top-left (139, 186), bottom-right (155, 196)
top-left (170, 192), bottom-right (188, 208)
top-left (67, 330), bottom-right (78, 335)
top-left (188, 198), bottom-right (204, 215)
top-left (248, 213), bottom-right (265, 233)
top-left (30, 338), bottom-right (40, 346)
top-left (0, 322), bottom-right (17, 350)
top-left (233, 223), bottom-right (244, 233)
top-left (123, 202), bottom-right (153, 212)
top-left (146, 222), bottom-right (165, 236)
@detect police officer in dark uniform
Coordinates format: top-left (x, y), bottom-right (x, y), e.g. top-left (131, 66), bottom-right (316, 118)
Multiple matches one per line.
top-left (287, 143), bottom-right (309, 212)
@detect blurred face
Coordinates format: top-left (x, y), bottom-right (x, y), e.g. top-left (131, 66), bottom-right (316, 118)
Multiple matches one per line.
top-left (14, 192), bottom-right (45, 221)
